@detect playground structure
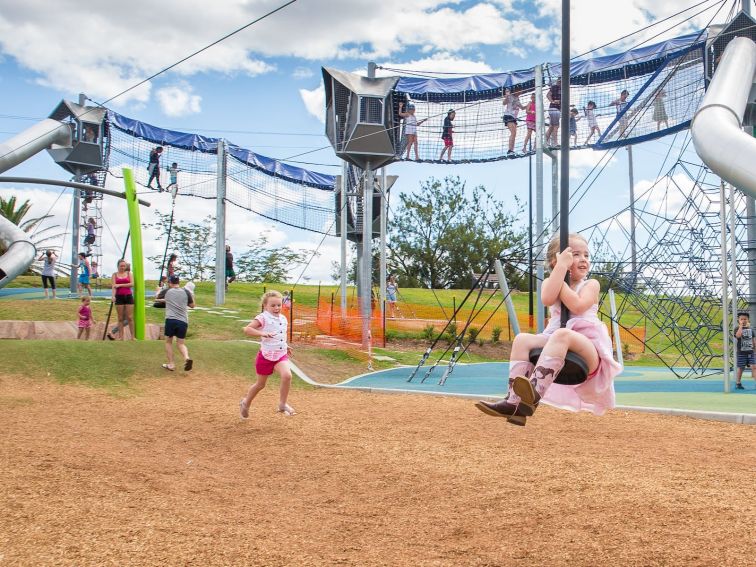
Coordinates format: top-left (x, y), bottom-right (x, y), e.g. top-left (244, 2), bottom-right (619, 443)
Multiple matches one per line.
top-left (321, 7), bottom-right (756, 384)
top-left (2, 6), bottom-right (756, 383)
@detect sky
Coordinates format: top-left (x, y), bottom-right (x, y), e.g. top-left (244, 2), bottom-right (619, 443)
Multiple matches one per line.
top-left (0, 0), bottom-right (740, 284)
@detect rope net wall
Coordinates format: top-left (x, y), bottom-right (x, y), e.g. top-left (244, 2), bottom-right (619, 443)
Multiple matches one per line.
top-left (387, 32), bottom-right (706, 163)
top-left (105, 110), bottom-right (337, 235)
top-left (582, 160), bottom-right (751, 378)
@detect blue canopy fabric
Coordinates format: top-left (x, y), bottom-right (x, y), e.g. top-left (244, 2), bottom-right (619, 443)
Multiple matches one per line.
top-left (395, 30), bottom-right (706, 100)
top-left (107, 110), bottom-right (335, 191)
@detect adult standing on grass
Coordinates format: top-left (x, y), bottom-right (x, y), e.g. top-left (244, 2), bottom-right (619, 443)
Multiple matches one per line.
top-left (225, 245), bottom-right (235, 289)
top-left (108, 259), bottom-right (135, 340)
top-left (155, 274), bottom-right (195, 372)
top-left (39, 249), bottom-right (57, 299)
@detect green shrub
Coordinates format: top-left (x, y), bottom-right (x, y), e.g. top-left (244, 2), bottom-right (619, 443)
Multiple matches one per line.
top-left (421, 324), bottom-right (436, 340)
top-left (491, 326), bottom-right (502, 343)
top-left (445, 321), bottom-right (458, 343)
top-left (468, 327), bottom-right (480, 342)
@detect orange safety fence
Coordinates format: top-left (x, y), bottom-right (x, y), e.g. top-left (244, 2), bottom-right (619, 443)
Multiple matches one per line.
top-left (314, 300), bottom-right (385, 343)
top-left (303, 298), bottom-right (646, 353)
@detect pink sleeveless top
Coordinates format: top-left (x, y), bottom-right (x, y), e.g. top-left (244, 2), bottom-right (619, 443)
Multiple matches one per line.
top-left (115, 274), bottom-right (132, 296)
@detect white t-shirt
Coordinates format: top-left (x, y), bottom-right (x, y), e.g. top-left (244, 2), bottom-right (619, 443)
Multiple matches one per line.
top-left (255, 311), bottom-right (288, 361)
top-left (503, 94), bottom-right (521, 118)
top-left (404, 114), bottom-right (418, 135)
top-left (42, 256), bottom-right (56, 277)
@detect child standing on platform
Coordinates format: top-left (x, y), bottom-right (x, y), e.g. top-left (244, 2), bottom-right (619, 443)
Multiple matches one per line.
top-left (239, 290), bottom-right (296, 419)
top-left (398, 102), bottom-right (427, 161)
top-left (77, 296), bottom-right (94, 340)
top-left (439, 109), bottom-right (456, 162)
top-left (521, 93), bottom-right (537, 152)
top-left (569, 107), bottom-right (580, 147)
top-left (475, 233), bottom-right (622, 426)
top-left (583, 101), bottom-right (601, 145)
top-left (166, 162), bottom-right (179, 198)
top-left (734, 312), bottom-right (756, 390)
top-left (502, 88), bottom-right (522, 156)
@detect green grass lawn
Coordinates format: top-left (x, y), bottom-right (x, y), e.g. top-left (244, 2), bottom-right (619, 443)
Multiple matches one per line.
top-left (3, 276), bottom-right (729, 369)
top-left (0, 340), bottom-right (271, 393)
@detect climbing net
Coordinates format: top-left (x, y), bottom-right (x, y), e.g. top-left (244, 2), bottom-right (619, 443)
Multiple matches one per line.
top-left (105, 110), bottom-right (337, 235)
top-left (389, 34), bottom-right (706, 163)
top-left (581, 158), bottom-right (751, 378)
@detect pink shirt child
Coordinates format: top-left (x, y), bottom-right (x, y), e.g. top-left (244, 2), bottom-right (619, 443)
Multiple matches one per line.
top-left (78, 304), bottom-right (93, 328)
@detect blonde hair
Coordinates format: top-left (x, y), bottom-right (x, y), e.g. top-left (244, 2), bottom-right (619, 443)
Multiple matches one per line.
top-left (80, 296), bottom-right (90, 304)
top-left (260, 290), bottom-right (283, 312)
top-left (545, 233), bottom-right (589, 270)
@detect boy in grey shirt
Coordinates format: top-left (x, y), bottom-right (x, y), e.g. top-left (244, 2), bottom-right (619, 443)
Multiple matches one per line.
top-left (156, 275), bottom-right (195, 371)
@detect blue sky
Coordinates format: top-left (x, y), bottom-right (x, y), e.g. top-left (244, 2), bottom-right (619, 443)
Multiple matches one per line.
top-left (0, 0), bottom-right (731, 282)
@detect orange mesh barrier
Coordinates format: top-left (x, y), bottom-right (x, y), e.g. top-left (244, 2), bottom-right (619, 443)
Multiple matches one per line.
top-left (304, 297), bottom-right (646, 353)
top-left (315, 299), bottom-right (384, 342)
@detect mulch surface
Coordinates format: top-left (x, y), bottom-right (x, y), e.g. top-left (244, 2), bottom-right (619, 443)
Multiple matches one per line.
top-left (1, 373), bottom-right (754, 566)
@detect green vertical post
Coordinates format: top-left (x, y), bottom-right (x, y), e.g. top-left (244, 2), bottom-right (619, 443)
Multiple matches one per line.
top-left (123, 168), bottom-right (146, 340)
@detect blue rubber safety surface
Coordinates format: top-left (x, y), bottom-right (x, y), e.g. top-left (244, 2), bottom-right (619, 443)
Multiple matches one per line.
top-left (340, 362), bottom-right (756, 398)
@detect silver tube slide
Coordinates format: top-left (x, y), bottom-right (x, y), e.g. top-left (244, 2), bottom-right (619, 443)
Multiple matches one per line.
top-left (0, 119), bottom-right (70, 288)
top-left (691, 37), bottom-right (756, 199)
top-left (0, 215), bottom-right (36, 288)
top-left (0, 119), bottom-right (71, 174)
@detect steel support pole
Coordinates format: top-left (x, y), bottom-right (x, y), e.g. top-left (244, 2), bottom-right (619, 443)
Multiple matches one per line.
top-left (746, 196), bottom-right (756, 323)
top-left (720, 181), bottom-right (731, 392)
top-left (70, 181), bottom-right (80, 293)
top-left (535, 64), bottom-right (545, 332)
top-left (551, 155), bottom-right (559, 233)
top-left (628, 146), bottom-right (637, 275)
top-left (608, 289), bottom-right (623, 366)
top-left (362, 164), bottom-right (373, 349)
top-left (215, 139), bottom-right (227, 306)
top-left (340, 162), bottom-right (348, 314)
top-left (379, 167), bottom-right (387, 325)
top-left (729, 183), bottom-right (739, 371)
top-left (494, 259), bottom-right (520, 336)
top-left (559, 0), bottom-right (571, 327)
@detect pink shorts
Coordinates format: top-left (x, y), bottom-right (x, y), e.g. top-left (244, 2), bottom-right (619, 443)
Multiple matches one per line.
top-left (255, 351), bottom-right (288, 376)
top-left (443, 137), bottom-right (453, 148)
top-left (78, 319), bottom-right (92, 329)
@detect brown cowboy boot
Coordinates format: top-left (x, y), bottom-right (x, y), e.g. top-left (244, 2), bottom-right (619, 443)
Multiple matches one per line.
top-left (474, 399), bottom-right (529, 426)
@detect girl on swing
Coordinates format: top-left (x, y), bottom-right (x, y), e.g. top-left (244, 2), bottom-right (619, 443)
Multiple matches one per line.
top-left (476, 233), bottom-right (621, 426)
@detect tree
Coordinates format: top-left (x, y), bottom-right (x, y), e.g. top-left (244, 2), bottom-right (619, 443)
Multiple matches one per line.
top-left (235, 233), bottom-right (313, 283)
top-left (148, 212), bottom-right (215, 281)
top-left (0, 195), bottom-right (61, 257)
top-left (388, 176), bottom-right (527, 289)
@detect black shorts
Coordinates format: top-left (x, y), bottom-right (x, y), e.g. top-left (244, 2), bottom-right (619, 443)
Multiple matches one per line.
top-left (41, 275), bottom-right (56, 289)
top-left (737, 352), bottom-right (755, 368)
top-left (503, 114), bottom-right (517, 126)
top-left (115, 294), bottom-right (134, 306)
top-left (164, 318), bottom-right (188, 339)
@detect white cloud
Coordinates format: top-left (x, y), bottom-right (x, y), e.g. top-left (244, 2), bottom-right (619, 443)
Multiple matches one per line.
top-left (569, 148), bottom-right (617, 179)
top-left (300, 85), bottom-right (325, 123)
top-left (292, 67), bottom-right (314, 80)
top-left (533, 1), bottom-right (728, 56)
top-left (155, 83), bottom-right (202, 117)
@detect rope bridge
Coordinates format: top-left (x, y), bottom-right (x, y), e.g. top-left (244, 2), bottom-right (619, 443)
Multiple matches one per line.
top-left (105, 110), bottom-right (337, 235)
